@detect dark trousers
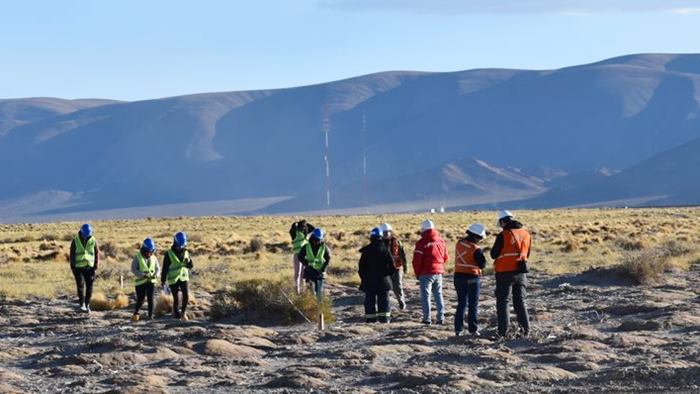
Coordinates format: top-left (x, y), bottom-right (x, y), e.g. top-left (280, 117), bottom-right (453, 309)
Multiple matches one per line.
top-left (72, 267), bottom-right (95, 306)
top-left (364, 290), bottom-right (391, 323)
top-left (495, 272), bottom-right (530, 336)
top-left (169, 280), bottom-right (189, 317)
top-left (134, 282), bottom-right (155, 318)
top-left (454, 275), bottom-right (480, 333)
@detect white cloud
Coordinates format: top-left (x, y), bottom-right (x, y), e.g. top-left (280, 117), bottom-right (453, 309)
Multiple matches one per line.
top-left (318, 0), bottom-right (700, 14)
top-left (670, 7), bottom-right (700, 14)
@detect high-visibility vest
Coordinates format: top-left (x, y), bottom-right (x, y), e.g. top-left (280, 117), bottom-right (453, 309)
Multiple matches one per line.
top-left (388, 238), bottom-right (404, 268)
top-left (73, 235), bottom-right (96, 268)
top-left (494, 228), bottom-right (531, 273)
top-left (292, 230), bottom-right (308, 254)
top-left (135, 253), bottom-right (158, 286)
top-left (455, 239), bottom-right (481, 276)
top-left (304, 243), bottom-right (326, 271)
top-left (166, 249), bottom-right (190, 285)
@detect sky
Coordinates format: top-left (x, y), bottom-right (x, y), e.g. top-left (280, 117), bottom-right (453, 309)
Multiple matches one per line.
top-left (1, 0), bottom-right (700, 101)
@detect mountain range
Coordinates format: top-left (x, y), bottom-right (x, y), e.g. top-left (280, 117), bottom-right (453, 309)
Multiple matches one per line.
top-left (1, 53), bottom-right (699, 222)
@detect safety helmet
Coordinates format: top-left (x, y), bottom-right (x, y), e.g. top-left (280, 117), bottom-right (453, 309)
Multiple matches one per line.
top-left (311, 228), bottom-right (325, 241)
top-left (174, 231), bottom-right (188, 248)
top-left (421, 220), bottom-right (434, 232)
top-left (498, 210), bottom-right (514, 221)
top-left (80, 223), bottom-right (93, 238)
top-left (379, 223), bottom-right (392, 233)
top-left (370, 227), bottom-right (383, 239)
top-left (467, 223), bottom-right (487, 238)
top-left (142, 238), bottom-right (156, 253)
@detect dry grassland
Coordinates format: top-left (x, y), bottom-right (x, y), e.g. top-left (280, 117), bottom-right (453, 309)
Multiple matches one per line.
top-left (1, 207), bottom-right (699, 300)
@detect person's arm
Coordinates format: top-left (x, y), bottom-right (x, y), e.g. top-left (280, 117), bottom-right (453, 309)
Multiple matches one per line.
top-left (527, 234), bottom-right (532, 259)
top-left (186, 254), bottom-right (194, 269)
top-left (160, 253), bottom-right (171, 284)
top-left (358, 251), bottom-right (366, 282)
top-left (398, 241), bottom-right (408, 274)
top-left (385, 250), bottom-right (397, 276)
top-left (412, 242), bottom-right (423, 278)
top-left (474, 248), bottom-right (487, 269)
top-left (306, 223), bottom-right (315, 234)
top-left (131, 256), bottom-right (144, 278)
top-left (321, 246), bottom-right (331, 272)
top-left (154, 258), bottom-right (161, 279)
top-left (491, 233), bottom-right (504, 260)
top-left (289, 223), bottom-right (297, 241)
top-left (93, 241), bottom-right (100, 271)
top-left (69, 240), bottom-right (76, 269)
top-left (298, 248), bottom-right (308, 267)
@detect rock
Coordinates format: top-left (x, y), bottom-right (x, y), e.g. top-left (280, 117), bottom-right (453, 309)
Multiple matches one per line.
top-left (617, 319), bottom-right (665, 331)
top-left (95, 351), bottom-right (149, 367)
top-left (368, 344), bottom-right (435, 357)
top-left (197, 339), bottom-right (265, 359)
top-left (479, 366), bottom-right (577, 382)
top-left (609, 334), bottom-right (669, 348)
top-left (558, 361), bottom-right (601, 372)
top-left (265, 374), bottom-right (330, 389)
top-left (231, 336), bottom-right (277, 350)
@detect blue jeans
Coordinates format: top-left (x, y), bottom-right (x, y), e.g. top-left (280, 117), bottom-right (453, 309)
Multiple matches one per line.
top-left (454, 275), bottom-right (480, 333)
top-left (419, 274), bottom-right (444, 323)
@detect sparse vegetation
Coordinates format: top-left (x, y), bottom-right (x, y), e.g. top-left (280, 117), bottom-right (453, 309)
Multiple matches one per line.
top-left (210, 278), bottom-right (333, 325)
top-left (1, 207), bottom-right (699, 299)
top-left (89, 291), bottom-right (129, 311)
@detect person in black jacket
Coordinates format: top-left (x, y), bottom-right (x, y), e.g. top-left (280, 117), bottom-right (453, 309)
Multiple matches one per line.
top-left (358, 227), bottom-right (396, 323)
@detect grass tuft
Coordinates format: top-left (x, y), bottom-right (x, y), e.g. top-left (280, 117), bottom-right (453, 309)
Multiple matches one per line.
top-left (210, 278), bottom-right (333, 325)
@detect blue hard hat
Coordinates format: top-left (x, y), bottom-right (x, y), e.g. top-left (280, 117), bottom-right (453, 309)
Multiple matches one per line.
top-left (370, 227), bottom-right (383, 239)
top-left (174, 231), bottom-right (187, 247)
top-left (142, 237), bottom-right (156, 253)
top-left (311, 228), bottom-right (325, 241)
top-left (80, 224), bottom-right (93, 238)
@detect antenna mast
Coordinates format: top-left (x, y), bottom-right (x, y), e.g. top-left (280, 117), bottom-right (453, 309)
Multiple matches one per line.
top-left (322, 106), bottom-right (331, 208)
top-left (362, 112), bottom-right (368, 207)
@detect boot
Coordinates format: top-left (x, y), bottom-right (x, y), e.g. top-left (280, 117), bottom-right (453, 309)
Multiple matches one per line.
top-left (131, 314), bottom-right (140, 322)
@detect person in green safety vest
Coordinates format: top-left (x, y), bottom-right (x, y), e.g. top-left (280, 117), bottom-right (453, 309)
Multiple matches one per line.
top-left (160, 231), bottom-right (193, 321)
top-left (130, 238), bottom-right (161, 322)
top-left (289, 219), bottom-right (315, 294)
top-left (297, 227), bottom-right (330, 301)
top-left (69, 224), bottom-right (100, 314)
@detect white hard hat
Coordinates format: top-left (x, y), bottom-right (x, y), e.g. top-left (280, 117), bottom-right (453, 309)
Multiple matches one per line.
top-left (379, 223), bottom-right (392, 232)
top-left (467, 223), bottom-right (486, 238)
top-left (421, 220), bottom-right (434, 232)
top-left (498, 210), bottom-right (514, 221)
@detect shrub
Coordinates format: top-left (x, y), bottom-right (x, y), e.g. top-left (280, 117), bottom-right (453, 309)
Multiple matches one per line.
top-left (89, 292), bottom-right (129, 311)
top-left (100, 241), bottom-right (120, 259)
top-left (245, 237), bottom-right (264, 254)
top-left (620, 249), bottom-right (667, 285)
top-left (210, 279), bottom-right (333, 325)
top-left (616, 238), bottom-right (648, 251)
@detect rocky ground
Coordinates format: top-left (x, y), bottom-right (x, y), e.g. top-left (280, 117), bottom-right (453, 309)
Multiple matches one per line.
top-left (1, 265), bottom-right (700, 393)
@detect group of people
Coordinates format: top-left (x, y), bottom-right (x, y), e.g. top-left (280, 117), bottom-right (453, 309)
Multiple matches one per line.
top-left (69, 224), bottom-right (193, 321)
top-left (290, 209), bottom-right (532, 337)
top-left (69, 209), bottom-right (530, 337)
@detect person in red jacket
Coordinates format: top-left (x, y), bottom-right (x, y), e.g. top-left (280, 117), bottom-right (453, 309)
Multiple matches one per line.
top-left (412, 220), bottom-right (448, 325)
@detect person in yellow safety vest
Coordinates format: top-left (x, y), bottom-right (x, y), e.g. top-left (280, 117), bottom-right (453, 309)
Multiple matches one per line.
top-left (130, 238), bottom-right (160, 322)
top-left (298, 228), bottom-right (330, 301)
top-left (453, 223), bottom-right (487, 337)
top-left (289, 219), bottom-right (315, 294)
top-left (379, 223), bottom-right (408, 310)
top-left (69, 224), bottom-right (100, 314)
top-left (160, 232), bottom-right (193, 321)
top-left (490, 210), bottom-right (532, 337)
